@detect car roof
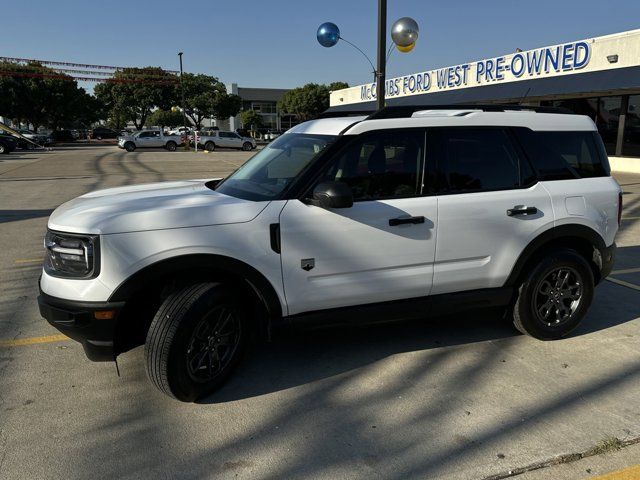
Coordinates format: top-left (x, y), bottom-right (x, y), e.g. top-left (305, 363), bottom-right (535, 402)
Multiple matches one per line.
top-left (347, 111), bottom-right (597, 134)
top-left (287, 116), bottom-right (367, 136)
top-left (290, 109), bottom-right (596, 136)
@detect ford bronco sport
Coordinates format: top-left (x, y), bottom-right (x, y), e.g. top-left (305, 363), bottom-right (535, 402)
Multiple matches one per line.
top-left (38, 105), bottom-right (620, 402)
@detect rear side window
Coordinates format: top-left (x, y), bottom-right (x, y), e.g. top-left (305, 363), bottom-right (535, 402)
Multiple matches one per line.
top-left (427, 127), bottom-right (535, 194)
top-left (513, 129), bottom-right (610, 180)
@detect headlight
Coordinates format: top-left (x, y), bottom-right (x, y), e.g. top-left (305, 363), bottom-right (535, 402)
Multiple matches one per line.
top-left (44, 230), bottom-right (99, 278)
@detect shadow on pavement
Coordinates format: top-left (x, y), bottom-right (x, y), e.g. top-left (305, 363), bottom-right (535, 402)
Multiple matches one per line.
top-left (0, 209), bottom-right (54, 224)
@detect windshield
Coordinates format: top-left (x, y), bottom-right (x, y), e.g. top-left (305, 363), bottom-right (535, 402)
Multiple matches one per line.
top-left (215, 133), bottom-right (337, 201)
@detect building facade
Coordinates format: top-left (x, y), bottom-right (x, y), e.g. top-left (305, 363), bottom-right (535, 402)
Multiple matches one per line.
top-left (211, 84), bottom-right (296, 133)
top-left (329, 29), bottom-right (640, 158)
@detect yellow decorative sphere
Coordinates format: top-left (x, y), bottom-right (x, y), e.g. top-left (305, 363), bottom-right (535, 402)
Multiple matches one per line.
top-left (397, 42), bottom-right (415, 53)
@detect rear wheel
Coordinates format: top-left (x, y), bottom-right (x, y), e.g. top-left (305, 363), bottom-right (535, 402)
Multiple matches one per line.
top-left (0, 144), bottom-right (5, 154)
top-left (166, 141), bottom-right (177, 152)
top-left (512, 249), bottom-right (594, 340)
top-left (242, 142), bottom-right (252, 151)
top-left (144, 283), bottom-right (248, 402)
top-left (204, 141), bottom-right (215, 152)
top-left (124, 142), bottom-right (136, 152)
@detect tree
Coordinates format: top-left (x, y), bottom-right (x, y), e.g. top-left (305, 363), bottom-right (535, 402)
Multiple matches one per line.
top-left (96, 67), bottom-right (178, 130)
top-left (240, 109), bottom-right (263, 131)
top-left (181, 73), bottom-right (242, 129)
top-left (278, 82), bottom-right (349, 122)
top-left (147, 109), bottom-right (185, 128)
top-left (0, 61), bottom-right (102, 131)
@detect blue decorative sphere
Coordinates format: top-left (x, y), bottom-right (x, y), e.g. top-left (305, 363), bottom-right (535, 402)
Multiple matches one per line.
top-left (317, 22), bottom-right (340, 48)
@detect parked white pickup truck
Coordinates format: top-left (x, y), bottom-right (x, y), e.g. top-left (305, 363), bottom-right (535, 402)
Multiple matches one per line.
top-left (118, 129), bottom-right (183, 152)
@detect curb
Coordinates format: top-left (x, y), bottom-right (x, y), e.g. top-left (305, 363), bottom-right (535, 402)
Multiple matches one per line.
top-left (610, 157), bottom-right (640, 174)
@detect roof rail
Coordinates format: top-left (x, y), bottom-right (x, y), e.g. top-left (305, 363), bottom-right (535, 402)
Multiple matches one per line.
top-left (366, 104), bottom-right (575, 120)
top-left (314, 110), bottom-right (374, 119)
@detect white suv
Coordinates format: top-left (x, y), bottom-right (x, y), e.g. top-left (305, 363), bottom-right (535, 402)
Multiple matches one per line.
top-left (38, 106), bottom-right (621, 402)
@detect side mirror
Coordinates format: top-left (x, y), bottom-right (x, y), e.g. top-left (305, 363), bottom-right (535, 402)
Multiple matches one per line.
top-left (309, 181), bottom-right (353, 209)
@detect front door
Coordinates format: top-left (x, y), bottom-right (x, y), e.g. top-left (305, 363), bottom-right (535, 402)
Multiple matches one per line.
top-left (279, 129), bottom-right (438, 315)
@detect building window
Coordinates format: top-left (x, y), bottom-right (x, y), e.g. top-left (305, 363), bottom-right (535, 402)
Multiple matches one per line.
top-left (251, 102), bottom-right (277, 114)
top-left (623, 95), bottom-right (640, 157)
top-left (597, 97), bottom-right (623, 155)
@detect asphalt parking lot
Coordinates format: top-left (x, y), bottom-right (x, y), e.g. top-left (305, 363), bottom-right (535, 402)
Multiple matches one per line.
top-left (1, 146), bottom-right (640, 480)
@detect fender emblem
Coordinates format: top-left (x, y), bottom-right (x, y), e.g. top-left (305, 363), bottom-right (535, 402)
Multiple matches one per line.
top-left (301, 258), bottom-right (315, 271)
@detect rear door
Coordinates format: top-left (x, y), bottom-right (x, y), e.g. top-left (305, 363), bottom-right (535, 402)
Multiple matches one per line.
top-left (427, 127), bottom-right (554, 294)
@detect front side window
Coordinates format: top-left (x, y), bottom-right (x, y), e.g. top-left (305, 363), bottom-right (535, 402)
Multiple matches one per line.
top-left (316, 130), bottom-right (424, 201)
top-left (214, 133), bottom-right (336, 201)
top-left (428, 127), bottom-right (534, 193)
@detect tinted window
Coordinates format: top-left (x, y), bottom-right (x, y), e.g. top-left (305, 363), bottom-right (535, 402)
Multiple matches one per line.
top-left (514, 129), bottom-right (609, 179)
top-left (428, 128), bottom-right (534, 193)
top-left (317, 130), bottom-right (424, 201)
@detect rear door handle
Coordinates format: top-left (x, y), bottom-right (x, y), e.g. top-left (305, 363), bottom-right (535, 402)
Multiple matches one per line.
top-left (507, 205), bottom-right (538, 216)
top-left (389, 216), bottom-right (425, 226)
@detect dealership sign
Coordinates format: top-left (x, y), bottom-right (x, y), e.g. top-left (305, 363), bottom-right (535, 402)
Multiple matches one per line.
top-left (330, 30), bottom-right (640, 106)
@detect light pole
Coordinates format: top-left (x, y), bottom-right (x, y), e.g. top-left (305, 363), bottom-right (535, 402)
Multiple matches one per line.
top-left (375, 0), bottom-right (387, 110)
top-left (317, 3), bottom-right (419, 111)
top-left (178, 52), bottom-right (188, 142)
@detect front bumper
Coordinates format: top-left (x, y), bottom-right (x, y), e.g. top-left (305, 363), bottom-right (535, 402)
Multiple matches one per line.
top-left (38, 290), bottom-right (125, 361)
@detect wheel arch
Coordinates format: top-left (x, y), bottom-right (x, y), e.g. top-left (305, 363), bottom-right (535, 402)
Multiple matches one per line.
top-left (504, 224), bottom-right (607, 288)
top-left (109, 253), bottom-right (283, 355)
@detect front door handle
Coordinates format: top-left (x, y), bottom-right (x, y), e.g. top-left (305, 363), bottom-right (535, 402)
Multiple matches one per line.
top-left (507, 205), bottom-right (538, 216)
top-left (389, 216), bottom-right (425, 226)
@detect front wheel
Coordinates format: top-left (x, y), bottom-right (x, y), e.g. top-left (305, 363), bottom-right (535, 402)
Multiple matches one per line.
top-left (124, 142), bottom-right (136, 152)
top-left (0, 144), bottom-right (5, 154)
top-left (204, 141), bottom-right (215, 152)
top-left (242, 142), bottom-right (252, 151)
top-left (512, 249), bottom-right (594, 340)
top-left (145, 283), bottom-right (247, 402)
top-left (166, 141), bottom-right (177, 152)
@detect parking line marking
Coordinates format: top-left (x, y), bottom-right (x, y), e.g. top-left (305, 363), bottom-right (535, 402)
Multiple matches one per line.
top-left (611, 268), bottom-right (640, 275)
top-left (621, 216), bottom-right (640, 220)
top-left (0, 334), bottom-right (69, 348)
top-left (606, 277), bottom-right (640, 292)
top-left (14, 258), bottom-right (42, 264)
top-left (589, 463), bottom-right (640, 479)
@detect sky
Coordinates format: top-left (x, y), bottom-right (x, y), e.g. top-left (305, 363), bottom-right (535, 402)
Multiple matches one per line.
top-left (2, 0), bottom-right (640, 92)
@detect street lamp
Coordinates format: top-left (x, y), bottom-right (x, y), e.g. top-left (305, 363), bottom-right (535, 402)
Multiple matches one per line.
top-left (178, 52), bottom-right (188, 146)
top-left (317, 0), bottom-right (419, 110)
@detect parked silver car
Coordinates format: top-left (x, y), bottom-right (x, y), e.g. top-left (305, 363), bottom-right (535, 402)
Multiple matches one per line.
top-left (195, 131), bottom-right (256, 151)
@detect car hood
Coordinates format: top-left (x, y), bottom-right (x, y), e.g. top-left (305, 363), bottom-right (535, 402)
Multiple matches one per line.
top-left (48, 179), bottom-right (269, 235)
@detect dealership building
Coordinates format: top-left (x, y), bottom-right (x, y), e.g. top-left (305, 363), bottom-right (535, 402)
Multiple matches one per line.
top-left (329, 29), bottom-right (640, 159)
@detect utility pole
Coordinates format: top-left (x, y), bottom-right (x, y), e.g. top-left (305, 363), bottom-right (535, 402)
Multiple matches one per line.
top-left (178, 52), bottom-right (188, 145)
top-left (376, 0), bottom-right (387, 110)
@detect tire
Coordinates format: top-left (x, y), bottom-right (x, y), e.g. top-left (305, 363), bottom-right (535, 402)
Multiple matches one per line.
top-left (96, 136), bottom-right (102, 140)
top-left (242, 142), bottom-right (252, 151)
top-left (145, 283), bottom-right (248, 402)
top-left (166, 141), bottom-right (177, 152)
top-left (0, 144), bottom-right (5, 154)
top-left (512, 248), bottom-right (594, 340)
top-left (204, 141), bottom-right (215, 152)
top-left (124, 142), bottom-right (136, 152)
